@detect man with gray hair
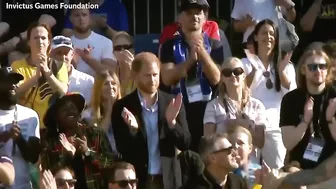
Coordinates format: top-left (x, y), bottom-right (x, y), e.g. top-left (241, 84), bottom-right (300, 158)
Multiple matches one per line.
top-left (181, 133), bottom-right (247, 189)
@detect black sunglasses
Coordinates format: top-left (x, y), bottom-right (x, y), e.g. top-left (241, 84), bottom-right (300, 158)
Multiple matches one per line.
top-left (53, 38), bottom-right (72, 46)
top-left (114, 44), bottom-right (133, 51)
top-left (221, 67), bottom-right (244, 77)
top-left (56, 178), bottom-right (77, 187)
top-left (113, 179), bottom-right (138, 188)
top-left (212, 146), bottom-right (233, 154)
top-left (263, 71), bottom-right (274, 90)
top-left (307, 63), bottom-right (327, 72)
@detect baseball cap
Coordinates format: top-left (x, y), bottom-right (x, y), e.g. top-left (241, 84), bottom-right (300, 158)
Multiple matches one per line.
top-left (51, 36), bottom-right (73, 50)
top-left (0, 67), bottom-right (23, 83)
top-left (180, 0), bottom-right (210, 12)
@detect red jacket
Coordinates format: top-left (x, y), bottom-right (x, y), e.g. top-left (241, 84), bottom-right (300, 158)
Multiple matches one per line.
top-left (159, 21), bottom-right (220, 44)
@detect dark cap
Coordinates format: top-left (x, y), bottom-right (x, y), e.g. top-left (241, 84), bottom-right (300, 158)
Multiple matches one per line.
top-left (0, 67), bottom-right (24, 83)
top-left (180, 0), bottom-right (210, 12)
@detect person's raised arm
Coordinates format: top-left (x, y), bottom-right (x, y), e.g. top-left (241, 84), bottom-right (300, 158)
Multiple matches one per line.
top-left (280, 95), bottom-right (312, 151)
top-left (300, 0), bottom-right (322, 32)
top-left (282, 151), bottom-right (336, 186)
top-left (160, 40), bottom-right (196, 87)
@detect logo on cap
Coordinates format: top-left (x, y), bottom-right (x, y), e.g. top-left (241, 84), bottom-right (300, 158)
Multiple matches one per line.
top-left (6, 67), bottom-right (12, 73)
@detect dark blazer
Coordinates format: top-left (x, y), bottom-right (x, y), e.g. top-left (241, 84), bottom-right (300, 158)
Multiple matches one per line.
top-left (111, 90), bottom-right (191, 188)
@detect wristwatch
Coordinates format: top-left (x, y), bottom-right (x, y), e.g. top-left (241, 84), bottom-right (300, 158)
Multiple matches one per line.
top-left (84, 149), bottom-right (92, 157)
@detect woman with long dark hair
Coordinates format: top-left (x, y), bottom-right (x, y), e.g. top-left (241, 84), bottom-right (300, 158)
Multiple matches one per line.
top-left (241, 19), bottom-right (297, 169)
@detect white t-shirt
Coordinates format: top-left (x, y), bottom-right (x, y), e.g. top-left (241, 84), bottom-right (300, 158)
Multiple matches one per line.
top-left (68, 66), bottom-right (95, 104)
top-left (71, 31), bottom-right (115, 76)
top-left (231, 0), bottom-right (281, 43)
top-left (0, 105), bottom-right (40, 189)
top-left (241, 53), bottom-right (296, 169)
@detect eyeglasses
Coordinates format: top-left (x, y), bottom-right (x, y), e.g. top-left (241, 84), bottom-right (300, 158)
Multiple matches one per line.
top-left (263, 71), bottom-right (273, 89)
top-left (113, 179), bottom-right (138, 188)
top-left (114, 44), bottom-right (133, 51)
top-left (55, 178), bottom-right (77, 187)
top-left (307, 63), bottom-right (327, 72)
top-left (212, 146), bottom-right (233, 154)
top-left (221, 67), bottom-right (244, 77)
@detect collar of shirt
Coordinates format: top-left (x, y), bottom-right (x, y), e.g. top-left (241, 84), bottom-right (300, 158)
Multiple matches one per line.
top-left (137, 90), bottom-right (158, 112)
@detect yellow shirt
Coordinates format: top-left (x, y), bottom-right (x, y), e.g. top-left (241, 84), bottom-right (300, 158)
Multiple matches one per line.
top-left (12, 58), bottom-right (69, 129)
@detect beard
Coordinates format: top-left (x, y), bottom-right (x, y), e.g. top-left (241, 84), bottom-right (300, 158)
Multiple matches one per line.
top-left (74, 25), bottom-right (91, 34)
top-left (0, 91), bottom-right (18, 106)
top-left (137, 81), bottom-right (158, 94)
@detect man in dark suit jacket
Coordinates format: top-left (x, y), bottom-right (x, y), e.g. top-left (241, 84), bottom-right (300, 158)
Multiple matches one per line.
top-left (112, 52), bottom-right (191, 189)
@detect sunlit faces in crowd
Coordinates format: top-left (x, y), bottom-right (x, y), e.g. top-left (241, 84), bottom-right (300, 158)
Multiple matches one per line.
top-left (70, 9), bottom-right (91, 34)
top-left (27, 24), bottom-right (51, 54)
top-left (108, 162), bottom-right (137, 189)
top-left (221, 57), bottom-right (246, 87)
top-left (54, 168), bottom-right (76, 189)
top-left (228, 126), bottom-right (253, 167)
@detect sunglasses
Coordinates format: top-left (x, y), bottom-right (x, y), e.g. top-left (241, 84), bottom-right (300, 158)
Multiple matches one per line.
top-left (212, 146), bottom-right (233, 154)
top-left (113, 179), bottom-right (138, 188)
top-left (263, 71), bottom-right (273, 89)
top-left (306, 63), bottom-right (327, 72)
top-left (221, 67), bottom-right (244, 77)
top-left (53, 38), bottom-right (72, 46)
top-left (56, 178), bottom-right (77, 187)
top-left (114, 44), bottom-right (133, 51)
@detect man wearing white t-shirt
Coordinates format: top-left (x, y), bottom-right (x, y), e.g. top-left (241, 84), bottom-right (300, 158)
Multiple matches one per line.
top-left (69, 9), bottom-right (116, 76)
top-left (0, 67), bottom-right (40, 189)
top-left (50, 35), bottom-right (94, 103)
top-left (231, 0), bottom-right (296, 43)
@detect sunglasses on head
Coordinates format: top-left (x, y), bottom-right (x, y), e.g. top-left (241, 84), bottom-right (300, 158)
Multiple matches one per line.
top-left (307, 63), bottom-right (327, 72)
top-left (56, 178), bottom-right (76, 187)
top-left (262, 71), bottom-right (273, 89)
top-left (113, 179), bottom-right (138, 188)
top-left (221, 67), bottom-right (244, 77)
top-left (53, 38), bottom-right (72, 46)
top-left (212, 146), bottom-right (233, 154)
top-left (114, 44), bottom-right (133, 51)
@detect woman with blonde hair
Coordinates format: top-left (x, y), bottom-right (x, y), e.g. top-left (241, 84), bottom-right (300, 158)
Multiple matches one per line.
top-left (204, 57), bottom-right (266, 148)
top-left (113, 31), bottom-right (136, 97)
top-left (82, 71), bottom-right (121, 154)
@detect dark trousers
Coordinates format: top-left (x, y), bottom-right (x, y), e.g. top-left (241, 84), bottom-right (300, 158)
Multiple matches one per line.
top-left (145, 174), bottom-right (163, 189)
top-left (185, 101), bottom-right (207, 153)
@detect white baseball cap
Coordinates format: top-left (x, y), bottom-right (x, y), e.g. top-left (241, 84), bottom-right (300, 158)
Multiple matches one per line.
top-left (51, 35), bottom-right (73, 50)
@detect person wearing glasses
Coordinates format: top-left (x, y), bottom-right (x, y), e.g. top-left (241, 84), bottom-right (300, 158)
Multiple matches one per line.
top-left (50, 35), bottom-right (94, 104)
top-left (112, 32), bottom-right (135, 97)
top-left (107, 162), bottom-right (137, 189)
top-left (40, 166), bottom-right (76, 189)
top-left (160, 0), bottom-right (224, 152)
top-left (280, 50), bottom-right (336, 171)
top-left (54, 167), bottom-right (77, 189)
top-left (241, 19), bottom-right (297, 169)
top-left (182, 133), bottom-right (247, 189)
top-left (203, 57), bottom-right (266, 148)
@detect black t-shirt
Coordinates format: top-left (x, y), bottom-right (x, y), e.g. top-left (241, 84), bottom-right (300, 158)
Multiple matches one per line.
top-left (280, 87), bottom-right (336, 169)
top-left (181, 171), bottom-right (247, 189)
top-left (296, 0), bottom-right (336, 43)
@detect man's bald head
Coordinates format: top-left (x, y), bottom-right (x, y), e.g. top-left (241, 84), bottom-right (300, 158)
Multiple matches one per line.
top-left (131, 52), bottom-right (161, 73)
